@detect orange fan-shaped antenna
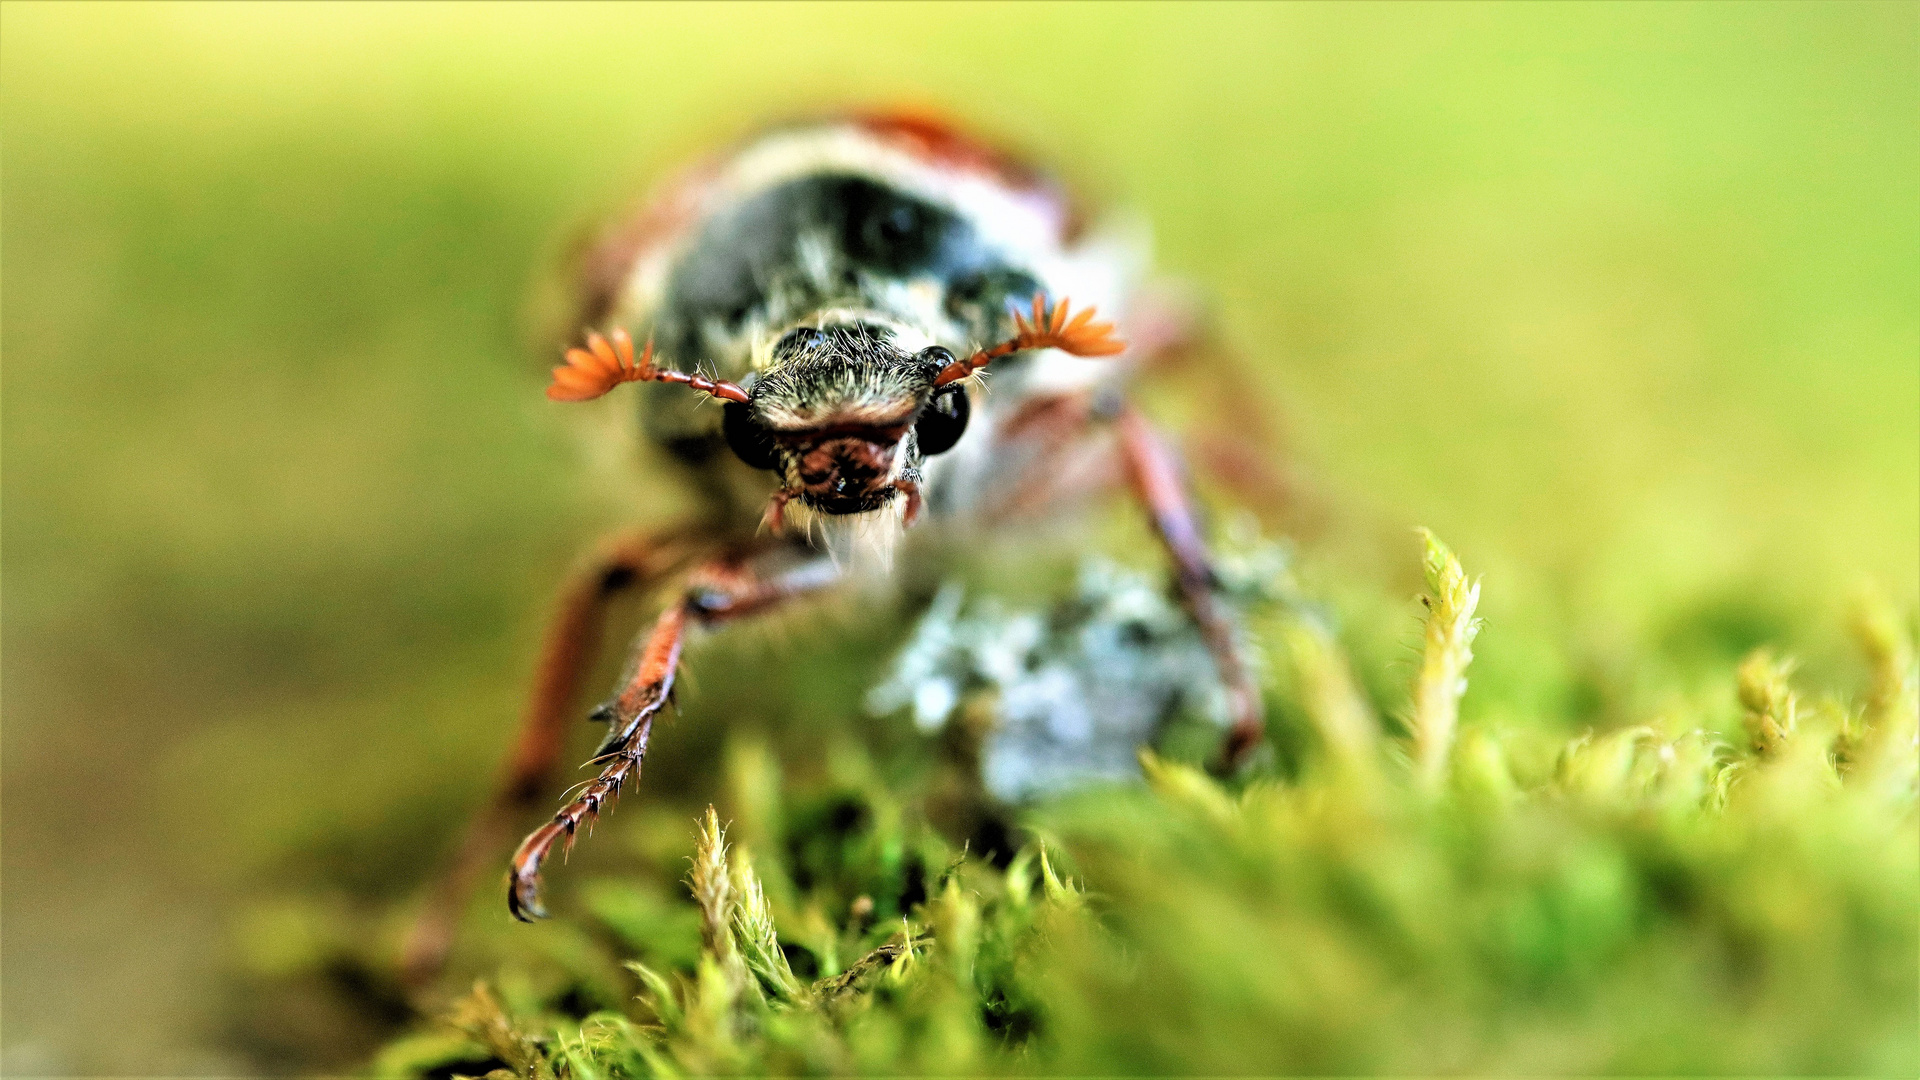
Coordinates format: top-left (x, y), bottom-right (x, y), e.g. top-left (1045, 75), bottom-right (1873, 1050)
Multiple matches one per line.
top-left (933, 296), bottom-right (1126, 387)
top-left (547, 328), bottom-right (750, 404)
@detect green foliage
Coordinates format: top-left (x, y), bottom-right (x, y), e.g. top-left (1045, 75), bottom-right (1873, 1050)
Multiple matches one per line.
top-left (359, 533), bottom-right (1916, 1077)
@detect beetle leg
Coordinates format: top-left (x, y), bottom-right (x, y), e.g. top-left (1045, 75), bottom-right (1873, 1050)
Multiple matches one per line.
top-left (1115, 406), bottom-right (1267, 772)
top-left (400, 522), bottom-right (708, 985)
top-left (1124, 281), bottom-right (1299, 527)
top-left (506, 549), bottom-right (840, 922)
top-left (979, 391), bottom-right (1115, 525)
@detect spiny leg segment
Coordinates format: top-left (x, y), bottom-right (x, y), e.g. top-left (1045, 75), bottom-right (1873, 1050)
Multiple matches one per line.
top-left (401, 524), bottom-right (708, 983)
top-left (507, 550), bottom-right (840, 921)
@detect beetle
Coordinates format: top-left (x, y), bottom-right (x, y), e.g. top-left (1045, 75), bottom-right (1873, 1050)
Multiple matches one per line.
top-left (402, 113), bottom-right (1268, 979)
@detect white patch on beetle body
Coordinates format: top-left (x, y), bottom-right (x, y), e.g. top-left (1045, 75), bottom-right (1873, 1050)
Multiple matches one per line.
top-left (794, 228), bottom-right (838, 296)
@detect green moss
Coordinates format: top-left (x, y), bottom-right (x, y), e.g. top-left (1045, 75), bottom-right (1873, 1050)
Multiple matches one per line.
top-left (325, 532), bottom-right (1919, 1077)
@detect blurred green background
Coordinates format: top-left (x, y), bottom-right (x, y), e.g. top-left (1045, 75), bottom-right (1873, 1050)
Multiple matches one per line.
top-left (2, 1), bottom-right (1914, 1073)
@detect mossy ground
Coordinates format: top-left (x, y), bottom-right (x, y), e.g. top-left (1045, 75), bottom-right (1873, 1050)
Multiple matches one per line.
top-left (243, 535), bottom-right (1916, 1077)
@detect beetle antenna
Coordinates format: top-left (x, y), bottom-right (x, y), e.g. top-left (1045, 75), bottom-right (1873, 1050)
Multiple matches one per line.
top-left (932, 295), bottom-right (1126, 388)
top-left (547, 328), bottom-right (752, 403)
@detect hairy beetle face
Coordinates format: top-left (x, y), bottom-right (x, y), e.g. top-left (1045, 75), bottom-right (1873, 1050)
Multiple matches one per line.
top-left (790, 433), bottom-right (906, 514)
top-left (729, 322), bottom-right (963, 516)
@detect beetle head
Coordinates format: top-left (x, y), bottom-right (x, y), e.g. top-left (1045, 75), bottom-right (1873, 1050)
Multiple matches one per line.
top-left (727, 320), bottom-right (970, 523)
top-left (543, 296), bottom-right (1118, 543)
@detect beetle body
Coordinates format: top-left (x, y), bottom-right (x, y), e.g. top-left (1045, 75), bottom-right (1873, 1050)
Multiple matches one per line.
top-left (576, 115), bottom-right (1138, 552)
top-left (401, 114), bottom-right (1262, 971)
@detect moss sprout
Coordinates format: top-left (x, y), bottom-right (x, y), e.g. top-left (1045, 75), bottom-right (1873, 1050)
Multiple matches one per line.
top-left (1411, 528), bottom-right (1483, 794)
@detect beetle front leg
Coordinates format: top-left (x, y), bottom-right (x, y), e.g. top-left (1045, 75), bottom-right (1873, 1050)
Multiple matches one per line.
top-left (1116, 405), bottom-right (1267, 772)
top-left (507, 550), bottom-right (840, 921)
top-left (507, 602), bottom-right (686, 921)
top-left (400, 523), bottom-right (707, 984)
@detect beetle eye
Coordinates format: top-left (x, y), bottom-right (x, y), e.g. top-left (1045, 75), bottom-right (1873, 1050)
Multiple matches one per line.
top-left (915, 386), bottom-right (970, 456)
top-left (722, 401), bottom-right (779, 471)
top-left (914, 345), bottom-right (955, 373)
